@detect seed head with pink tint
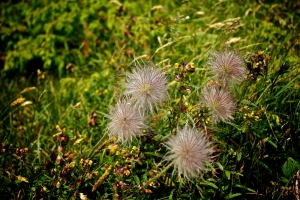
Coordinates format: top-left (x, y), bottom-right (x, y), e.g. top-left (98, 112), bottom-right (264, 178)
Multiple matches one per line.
top-left (164, 124), bottom-right (214, 180)
top-left (207, 50), bottom-right (246, 85)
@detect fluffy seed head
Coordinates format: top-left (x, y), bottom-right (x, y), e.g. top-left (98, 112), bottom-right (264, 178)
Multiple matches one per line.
top-left (207, 50), bottom-right (246, 84)
top-left (164, 125), bottom-right (214, 180)
top-left (107, 99), bottom-right (147, 144)
top-left (201, 86), bottom-right (236, 124)
top-left (123, 64), bottom-right (168, 112)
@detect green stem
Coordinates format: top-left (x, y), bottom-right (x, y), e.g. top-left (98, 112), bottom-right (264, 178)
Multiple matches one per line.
top-left (143, 160), bottom-right (175, 187)
top-left (126, 160), bottom-right (175, 199)
top-left (87, 132), bottom-right (108, 159)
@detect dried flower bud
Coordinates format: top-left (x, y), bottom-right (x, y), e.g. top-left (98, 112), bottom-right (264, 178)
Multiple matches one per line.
top-left (185, 63), bottom-right (195, 73)
top-left (120, 181), bottom-right (130, 190)
top-left (58, 146), bottom-right (65, 153)
top-left (50, 152), bottom-right (58, 162)
top-left (248, 74), bottom-right (257, 80)
top-left (179, 85), bottom-right (186, 92)
top-left (45, 161), bottom-right (55, 170)
top-left (58, 135), bottom-right (69, 145)
top-left (179, 104), bottom-right (187, 112)
top-left (174, 73), bottom-right (183, 82)
top-left (114, 193), bottom-right (121, 200)
top-left (56, 181), bottom-right (61, 188)
top-left (88, 110), bottom-right (98, 127)
top-left (149, 170), bottom-right (157, 177)
top-left (113, 181), bottom-right (120, 191)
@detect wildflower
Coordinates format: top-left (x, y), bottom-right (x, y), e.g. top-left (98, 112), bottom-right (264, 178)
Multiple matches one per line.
top-left (164, 124), bottom-right (214, 180)
top-left (107, 100), bottom-right (147, 144)
top-left (207, 50), bottom-right (246, 85)
top-left (201, 86), bottom-right (236, 124)
top-left (10, 97), bottom-right (25, 106)
top-left (79, 193), bottom-right (89, 200)
top-left (123, 64), bottom-right (168, 112)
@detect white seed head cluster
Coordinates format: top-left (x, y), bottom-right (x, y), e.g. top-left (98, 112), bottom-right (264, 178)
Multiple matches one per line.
top-left (123, 64), bottom-right (169, 112)
top-left (164, 125), bottom-right (214, 180)
top-left (201, 86), bottom-right (236, 124)
top-left (207, 50), bottom-right (246, 85)
top-left (107, 100), bottom-right (147, 144)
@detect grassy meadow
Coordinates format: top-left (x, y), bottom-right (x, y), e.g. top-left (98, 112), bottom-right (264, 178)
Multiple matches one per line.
top-left (0, 0), bottom-right (300, 199)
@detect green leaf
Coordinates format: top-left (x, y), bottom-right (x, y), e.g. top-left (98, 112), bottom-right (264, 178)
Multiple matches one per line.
top-left (225, 170), bottom-right (231, 180)
top-left (282, 157), bottom-right (300, 178)
top-left (225, 193), bottom-right (242, 199)
top-left (216, 162), bottom-right (224, 171)
top-left (234, 184), bottom-right (256, 193)
top-left (225, 122), bottom-right (243, 131)
top-left (267, 139), bottom-right (277, 148)
top-left (255, 158), bottom-right (272, 174)
top-left (168, 189), bottom-right (174, 200)
top-left (241, 99), bottom-right (251, 105)
top-left (144, 152), bottom-right (163, 157)
top-left (133, 175), bottom-right (140, 184)
top-left (200, 181), bottom-right (218, 189)
top-left (237, 152), bottom-right (242, 162)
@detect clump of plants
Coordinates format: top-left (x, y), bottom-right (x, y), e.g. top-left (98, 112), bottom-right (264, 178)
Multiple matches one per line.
top-left (82, 48), bottom-right (248, 199)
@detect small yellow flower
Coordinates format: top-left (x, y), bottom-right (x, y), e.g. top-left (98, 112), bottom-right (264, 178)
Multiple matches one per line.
top-left (20, 87), bottom-right (36, 94)
top-left (10, 98), bottom-right (25, 106)
top-left (79, 193), bottom-right (89, 200)
top-left (16, 175), bottom-right (29, 183)
top-left (124, 169), bottom-right (130, 176)
top-left (190, 62), bottom-right (195, 69)
top-left (21, 101), bottom-right (33, 106)
top-left (37, 69), bottom-right (42, 75)
top-left (88, 160), bottom-right (93, 166)
top-left (145, 189), bottom-right (152, 194)
top-left (107, 144), bottom-right (119, 154)
top-left (74, 138), bottom-right (83, 145)
top-left (175, 63), bottom-right (179, 68)
top-left (93, 171), bottom-right (99, 176)
top-left (131, 146), bottom-right (138, 152)
top-left (205, 118), bottom-right (211, 124)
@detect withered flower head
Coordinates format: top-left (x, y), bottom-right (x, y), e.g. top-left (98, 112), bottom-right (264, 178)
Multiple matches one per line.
top-left (164, 124), bottom-right (214, 180)
top-left (107, 99), bottom-right (147, 144)
top-left (123, 63), bottom-right (168, 112)
top-left (207, 50), bottom-right (246, 85)
top-left (201, 86), bottom-right (236, 124)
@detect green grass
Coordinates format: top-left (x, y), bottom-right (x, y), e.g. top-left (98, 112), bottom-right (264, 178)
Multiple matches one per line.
top-left (0, 0), bottom-right (300, 199)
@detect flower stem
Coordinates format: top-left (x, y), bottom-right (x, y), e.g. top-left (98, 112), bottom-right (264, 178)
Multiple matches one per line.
top-left (126, 160), bottom-right (175, 199)
top-left (87, 132), bottom-right (108, 159)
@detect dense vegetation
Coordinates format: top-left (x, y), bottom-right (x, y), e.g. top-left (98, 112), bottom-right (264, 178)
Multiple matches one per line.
top-left (0, 0), bottom-right (299, 199)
